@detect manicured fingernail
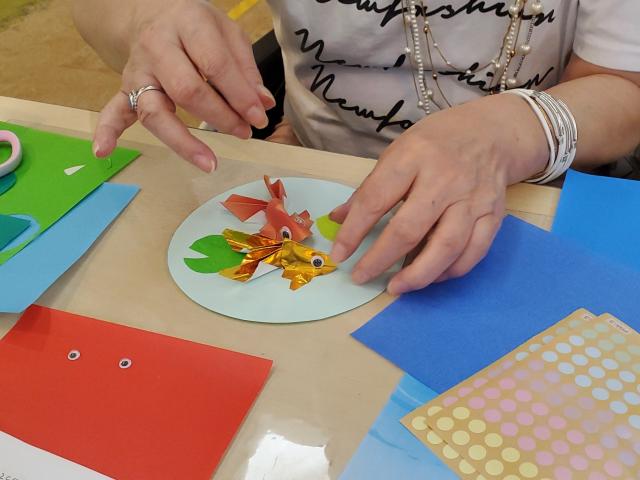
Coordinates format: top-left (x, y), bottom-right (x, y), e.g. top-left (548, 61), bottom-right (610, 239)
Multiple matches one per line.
top-left (232, 124), bottom-right (252, 139)
top-left (193, 154), bottom-right (215, 173)
top-left (257, 85), bottom-right (276, 108)
top-left (330, 243), bottom-right (348, 263)
top-left (93, 142), bottom-right (101, 157)
top-left (352, 269), bottom-right (370, 285)
top-left (246, 105), bottom-right (269, 129)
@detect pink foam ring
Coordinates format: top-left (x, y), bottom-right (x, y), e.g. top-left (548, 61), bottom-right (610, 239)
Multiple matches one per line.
top-left (603, 460), bottom-right (623, 477)
top-left (442, 396), bottom-right (458, 407)
top-left (0, 130), bottom-right (22, 177)
top-left (554, 466), bottom-right (573, 480)
top-left (536, 450), bottom-right (554, 466)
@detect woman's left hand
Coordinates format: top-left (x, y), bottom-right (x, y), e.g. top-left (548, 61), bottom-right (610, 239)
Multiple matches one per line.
top-left (329, 94), bottom-right (548, 295)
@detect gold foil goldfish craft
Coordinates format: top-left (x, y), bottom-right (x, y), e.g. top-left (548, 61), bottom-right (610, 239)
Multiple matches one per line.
top-left (221, 176), bottom-right (314, 241)
top-left (219, 229), bottom-right (336, 290)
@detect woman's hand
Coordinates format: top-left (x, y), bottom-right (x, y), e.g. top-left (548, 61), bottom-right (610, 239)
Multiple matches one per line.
top-left (329, 94), bottom-right (549, 295)
top-left (91, 0), bottom-right (275, 172)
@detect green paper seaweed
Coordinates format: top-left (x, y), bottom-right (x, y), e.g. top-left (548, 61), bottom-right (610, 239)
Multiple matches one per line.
top-left (184, 235), bottom-right (245, 274)
top-left (0, 214), bottom-right (30, 250)
top-left (0, 173), bottom-right (16, 196)
top-left (316, 214), bottom-right (341, 242)
top-left (0, 122), bottom-right (140, 264)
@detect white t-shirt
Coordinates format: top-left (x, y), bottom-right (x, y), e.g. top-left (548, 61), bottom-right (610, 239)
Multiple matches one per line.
top-left (266, 0), bottom-right (640, 159)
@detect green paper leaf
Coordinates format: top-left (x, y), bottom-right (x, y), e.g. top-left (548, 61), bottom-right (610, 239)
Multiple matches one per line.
top-left (316, 214), bottom-right (341, 242)
top-left (0, 214), bottom-right (30, 250)
top-left (0, 173), bottom-right (16, 196)
top-left (0, 122), bottom-right (140, 265)
top-left (184, 235), bottom-right (245, 274)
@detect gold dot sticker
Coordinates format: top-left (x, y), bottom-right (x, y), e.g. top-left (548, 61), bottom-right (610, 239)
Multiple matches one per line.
top-left (519, 462), bottom-right (538, 478)
top-left (469, 419), bottom-right (487, 434)
top-left (427, 405), bottom-right (443, 416)
top-left (426, 430), bottom-right (443, 445)
top-left (452, 430), bottom-right (471, 446)
top-left (453, 406), bottom-right (470, 420)
top-left (468, 444), bottom-right (487, 461)
top-left (436, 416), bottom-right (454, 431)
top-left (410, 416), bottom-right (428, 431)
top-left (458, 459), bottom-right (476, 475)
top-left (484, 433), bottom-right (503, 448)
top-left (485, 459), bottom-right (504, 476)
top-left (501, 447), bottom-right (520, 463)
top-left (442, 444), bottom-right (460, 459)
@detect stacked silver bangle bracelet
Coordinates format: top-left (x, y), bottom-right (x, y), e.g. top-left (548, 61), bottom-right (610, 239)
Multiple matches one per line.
top-left (503, 88), bottom-right (578, 184)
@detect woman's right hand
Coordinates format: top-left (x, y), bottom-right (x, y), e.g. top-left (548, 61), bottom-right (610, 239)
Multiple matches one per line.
top-left (93, 0), bottom-right (275, 172)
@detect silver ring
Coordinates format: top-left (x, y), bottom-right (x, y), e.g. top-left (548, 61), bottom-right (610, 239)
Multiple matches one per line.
top-left (128, 85), bottom-right (164, 112)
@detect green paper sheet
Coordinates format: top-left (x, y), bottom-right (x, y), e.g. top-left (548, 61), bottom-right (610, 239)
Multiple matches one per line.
top-left (0, 173), bottom-right (16, 196)
top-left (184, 234), bottom-right (245, 273)
top-left (0, 122), bottom-right (139, 264)
top-left (0, 214), bottom-right (30, 250)
top-left (316, 214), bottom-right (341, 241)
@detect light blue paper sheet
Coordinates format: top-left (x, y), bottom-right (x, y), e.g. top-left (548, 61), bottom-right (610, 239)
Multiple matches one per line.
top-left (340, 375), bottom-right (457, 480)
top-left (553, 169), bottom-right (640, 271)
top-left (0, 183), bottom-right (139, 313)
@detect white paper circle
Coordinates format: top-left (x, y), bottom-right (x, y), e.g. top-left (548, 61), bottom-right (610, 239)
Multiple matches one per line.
top-left (168, 177), bottom-right (400, 323)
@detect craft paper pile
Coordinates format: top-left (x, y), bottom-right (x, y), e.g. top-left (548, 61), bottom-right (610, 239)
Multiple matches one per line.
top-left (403, 309), bottom-right (640, 479)
top-left (352, 215), bottom-right (640, 392)
top-left (0, 122), bottom-right (140, 312)
top-left (553, 169), bottom-right (640, 271)
top-left (339, 375), bottom-right (458, 480)
top-left (0, 121), bottom-right (139, 264)
top-left (0, 305), bottom-right (273, 479)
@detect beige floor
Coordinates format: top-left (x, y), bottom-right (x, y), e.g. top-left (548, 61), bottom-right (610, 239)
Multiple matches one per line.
top-left (0, 0), bottom-right (273, 126)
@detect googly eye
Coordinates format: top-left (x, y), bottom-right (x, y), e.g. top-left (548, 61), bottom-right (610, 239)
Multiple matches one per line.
top-left (280, 226), bottom-right (292, 239)
top-left (119, 358), bottom-right (132, 369)
top-left (311, 255), bottom-right (325, 268)
top-left (67, 350), bottom-right (81, 361)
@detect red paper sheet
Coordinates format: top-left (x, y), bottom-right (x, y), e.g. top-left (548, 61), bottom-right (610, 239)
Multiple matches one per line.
top-left (0, 305), bottom-right (273, 479)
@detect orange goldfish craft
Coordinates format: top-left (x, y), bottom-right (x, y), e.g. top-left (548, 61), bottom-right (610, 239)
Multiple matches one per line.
top-left (219, 229), bottom-right (336, 290)
top-left (221, 176), bottom-right (314, 242)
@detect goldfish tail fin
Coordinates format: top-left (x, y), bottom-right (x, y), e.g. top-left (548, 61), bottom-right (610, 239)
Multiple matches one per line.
top-left (221, 194), bottom-right (268, 221)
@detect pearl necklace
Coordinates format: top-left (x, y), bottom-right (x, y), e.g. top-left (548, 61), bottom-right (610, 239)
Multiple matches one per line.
top-left (401, 0), bottom-right (545, 115)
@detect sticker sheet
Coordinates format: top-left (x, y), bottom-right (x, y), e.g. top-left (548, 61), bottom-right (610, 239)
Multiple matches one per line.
top-left (404, 310), bottom-right (640, 479)
top-left (0, 306), bottom-right (273, 479)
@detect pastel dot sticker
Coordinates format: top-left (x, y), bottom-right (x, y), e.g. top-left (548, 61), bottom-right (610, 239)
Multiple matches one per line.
top-left (624, 392), bottom-right (640, 405)
top-left (484, 459), bottom-right (504, 476)
top-left (602, 358), bottom-right (619, 370)
top-left (586, 346), bottom-right (602, 358)
top-left (606, 379), bottom-right (623, 391)
top-left (556, 342), bottom-right (572, 354)
top-left (570, 454), bottom-right (588, 471)
top-left (575, 374), bottom-right (592, 387)
top-left (468, 396), bottom-right (486, 410)
top-left (620, 370), bottom-right (636, 383)
top-left (558, 362), bottom-right (575, 375)
top-left (594, 323), bottom-right (609, 333)
top-left (442, 444), bottom-right (459, 460)
top-left (629, 415), bottom-right (640, 430)
top-left (615, 351), bottom-right (631, 363)
top-left (436, 417), bottom-right (454, 431)
top-left (485, 433), bottom-right (503, 448)
top-left (469, 419), bottom-right (487, 434)
top-left (536, 450), bottom-right (554, 466)
top-left (426, 430), bottom-right (443, 445)
top-left (427, 405), bottom-right (443, 416)
top-left (515, 389), bottom-right (532, 402)
top-left (411, 416), bottom-right (428, 431)
top-left (598, 339), bottom-right (615, 351)
top-left (542, 351), bottom-right (558, 362)
top-left (592, 388), bottom-right (609, 401)
top-left (453, 407), bottom-right (470, 420)
top-left (452, 430), bottom-right (471, 446)
top-left (582, 329), bottom-right (597, 339)
top-left (611, 333), bottom-right (626, 345)
top-left (572, 354), bottom-right (588, 366)
top-left (501, 422), bottom-right (518, 437)
top-left (588, 366), bottom-right (605, 379)
top-left (469, 444), bottom-right (487, 461)
top-left (458, 459), bottom-right (475, 475)
top-left (517, 436), bottom-right (536, 451)
top-left (569, 335), bottom-right (585, 346)
top-left (501, 447), bottom-right (520, 462)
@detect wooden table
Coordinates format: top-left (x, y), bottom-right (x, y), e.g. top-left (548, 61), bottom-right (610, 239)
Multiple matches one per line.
top-left (0, 97), bottom-right (561, 479)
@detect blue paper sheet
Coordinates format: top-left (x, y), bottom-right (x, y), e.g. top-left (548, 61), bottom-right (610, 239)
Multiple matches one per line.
top-left (0, 183), bottom-right (139, 313)
top-left (353, 215), bottom-right (640, 393)
top-left (553, 169), bottom-right (640, 271)
top-left (339, 375), bottom-right (457, 480)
